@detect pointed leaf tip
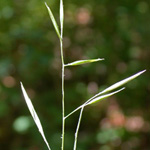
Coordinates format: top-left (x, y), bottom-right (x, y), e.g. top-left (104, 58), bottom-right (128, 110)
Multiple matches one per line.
top-left (101, 70), bottom-right (146, 94)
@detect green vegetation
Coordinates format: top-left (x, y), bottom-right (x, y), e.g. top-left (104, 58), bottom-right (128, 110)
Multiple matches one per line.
top-left (0, 0), bottom-right (149, 150)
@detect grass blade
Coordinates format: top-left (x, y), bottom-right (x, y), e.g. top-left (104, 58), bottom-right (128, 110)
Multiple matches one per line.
top-left (87, 87), bottom-right (125, 105)
top-left (45, 2), bottom-right (61, 40)
top-left (20, 82), bottom-right (51, 150)
top-left (64, 58), bottom-right (104, 67)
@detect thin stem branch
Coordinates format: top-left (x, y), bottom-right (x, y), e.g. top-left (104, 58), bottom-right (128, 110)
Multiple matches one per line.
top-left (65, 70), bottom-right (147, 119)
top-left (65, 91), bottom-right (103, 119)
top-left (73, 106), bottom-right (84, 150)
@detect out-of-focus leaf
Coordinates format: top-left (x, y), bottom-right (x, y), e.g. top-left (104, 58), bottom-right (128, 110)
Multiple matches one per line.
top-left (20, 82), bottom-right (51, 150)
top-left (64, 58), bottom-right (104, 67)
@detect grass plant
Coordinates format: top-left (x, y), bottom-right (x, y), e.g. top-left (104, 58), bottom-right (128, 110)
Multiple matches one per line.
top-left (20, 1), bottom-right (146, 150)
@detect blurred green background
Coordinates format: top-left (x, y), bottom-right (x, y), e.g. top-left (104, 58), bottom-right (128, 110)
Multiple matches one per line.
top-left (0, 0), bottom-right (149, 149)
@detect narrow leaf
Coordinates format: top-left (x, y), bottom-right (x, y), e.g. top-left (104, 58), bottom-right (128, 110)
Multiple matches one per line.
top-left (45, 2), bottom-right (61, 39)
top-left (64, 58), bottom-right (104, 67)
top-left (100, 70), bottom-right (146, 95)
top-left (87, 87), bottom-right (125, 105)
top-left (20, 82), bottom-right (51, 150)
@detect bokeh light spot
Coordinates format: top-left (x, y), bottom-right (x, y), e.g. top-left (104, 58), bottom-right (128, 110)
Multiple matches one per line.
top-left (13, 116), bottom-right (32, 133)
top-left (2, 76), bottom-right (16, 88)
top-left (76, 8), bottom-right (91, 25)
top-left (137, 2), bottom-right (149, 14)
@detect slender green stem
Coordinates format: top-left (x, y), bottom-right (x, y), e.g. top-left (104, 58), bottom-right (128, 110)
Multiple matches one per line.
top-left (60, 0), bottom-right (65, 150)
top-left (60, 27), bottom-right (65, 150)
top-left (73, 106), bottom-right (84, 150)
top-left (61, 62), bottom-right (65, 150)
top-left (60, 38), bottom-right (65, 150)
